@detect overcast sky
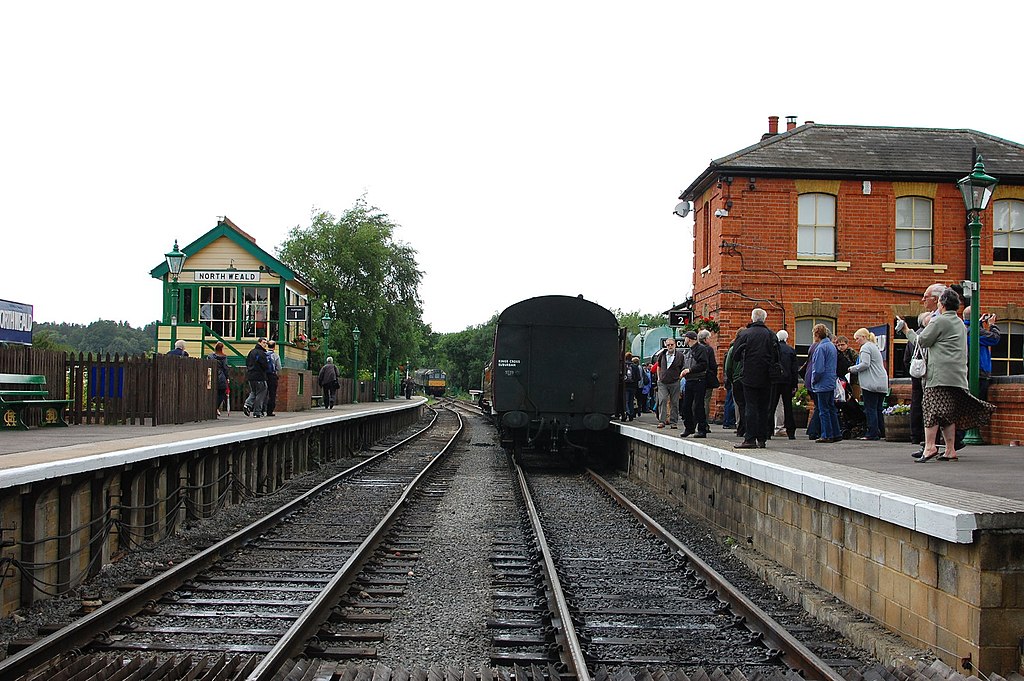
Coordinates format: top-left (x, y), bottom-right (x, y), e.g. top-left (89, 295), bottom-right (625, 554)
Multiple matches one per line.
top-left (4, 2), bottom-right (1023, 333)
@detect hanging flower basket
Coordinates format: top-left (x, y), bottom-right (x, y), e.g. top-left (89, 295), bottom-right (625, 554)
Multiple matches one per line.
top-left (682, 315), bottom-right (720, 334)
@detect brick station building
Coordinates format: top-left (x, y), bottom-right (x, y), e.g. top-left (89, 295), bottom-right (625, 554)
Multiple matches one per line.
top-left (679, 117), bottom-right (1024, 442)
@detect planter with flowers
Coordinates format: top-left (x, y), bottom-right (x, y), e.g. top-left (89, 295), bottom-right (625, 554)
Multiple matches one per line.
top-left (291, 333), bottom-right (320, 351)
top-left (883, 403), bottom-right (912, 442)
top-left (792, 386), bottom-right (811, 429)
top-left (682, 315), bottom-right (720, 335)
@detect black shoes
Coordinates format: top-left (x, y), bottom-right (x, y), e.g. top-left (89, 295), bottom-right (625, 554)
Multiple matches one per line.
top-left (242, 404), bottom-right (250, 416)
top-left (757, 441), bottom-right (767, 448)
top-left (680, 430), bottom-right (693, 437)
top-left (735, 441), bottom-right (759, 449)
top-left (693, 432), bottom-right (707, 438)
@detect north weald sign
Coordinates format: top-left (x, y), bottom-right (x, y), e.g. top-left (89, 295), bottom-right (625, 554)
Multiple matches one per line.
top-left (668, 310), bottom-right (693, 327)
top-left (0, 299), bottom-right (33, 345)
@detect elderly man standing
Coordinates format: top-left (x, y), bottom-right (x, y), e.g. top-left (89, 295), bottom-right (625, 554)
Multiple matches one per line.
top-left (731, 308), bottom-right (780, 449)
top-left (652, 338), bottom-right (686, 429)
top-left (680, 330), bottom-right (711, 438)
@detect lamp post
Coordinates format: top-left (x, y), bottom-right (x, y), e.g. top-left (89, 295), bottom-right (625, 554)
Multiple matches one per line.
top-left (321, 312), bottom-right (332, 358)
top-left (164, 240), bottom-right (187, 349)
top-left (352, 326), bottom-right (361, 403)
top-left (385, 348), bottom-right (391, 400)
top-left (638, 322), bottom-right (649, 363)
top-left (957, 155), bottom-right (998, 445)
top-left (374, 345), bottom-right (381, 401)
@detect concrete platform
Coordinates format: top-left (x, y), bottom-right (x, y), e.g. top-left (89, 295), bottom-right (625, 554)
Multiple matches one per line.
top-left (0, 398), bottom-right (426, 488)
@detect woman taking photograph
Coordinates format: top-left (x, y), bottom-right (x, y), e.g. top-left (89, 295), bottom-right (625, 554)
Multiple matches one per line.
top-left (898, 288), bottom-right (996, 462)
top-left (848, 328), bottom-right (888, 441)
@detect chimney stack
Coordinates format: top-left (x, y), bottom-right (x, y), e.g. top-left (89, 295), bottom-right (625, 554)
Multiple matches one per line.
top-left (786, 115), bottom-right (797, 131)
top-left (768, 115), bottom-right (779, 135)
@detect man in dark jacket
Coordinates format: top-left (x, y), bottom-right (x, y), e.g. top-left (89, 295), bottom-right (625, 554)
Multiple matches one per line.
top-left (653, 338), bottom-right (686, 429)
top-left (771, 329), bottom-right (799, 440)
top-left (680, 330), bottom-right (710, 437)
top-left (243, 338), bottom-right (271, 417)
top-left (621, 352), bottom-right (641, 421)
top-left (697, 329), bottom-right (719, 428)
top-left (731, 308), bottom-right (780, 449)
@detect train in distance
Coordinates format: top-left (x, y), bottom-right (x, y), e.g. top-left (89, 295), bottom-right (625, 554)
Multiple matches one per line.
top-left (413, 368), bottom-right (447, 396)
top-left (479, 294), bottom-right (625, 455)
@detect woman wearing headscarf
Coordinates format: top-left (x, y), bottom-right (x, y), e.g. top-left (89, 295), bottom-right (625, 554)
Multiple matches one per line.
top-left (898, 289), bottom-right (996, 462)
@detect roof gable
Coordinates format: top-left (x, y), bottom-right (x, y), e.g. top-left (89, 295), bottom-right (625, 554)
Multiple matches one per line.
top-left (149, 217), bottom-right (300, 284)
top-left (681, 124), bottom-right (1024, 201)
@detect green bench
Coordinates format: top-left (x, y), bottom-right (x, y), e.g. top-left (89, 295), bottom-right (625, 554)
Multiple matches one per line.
top-left (0, 373), bottom-right (73, 430)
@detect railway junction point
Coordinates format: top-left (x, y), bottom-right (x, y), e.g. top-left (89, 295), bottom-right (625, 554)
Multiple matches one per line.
top-left (0, 400), bottom-right (1022, 675)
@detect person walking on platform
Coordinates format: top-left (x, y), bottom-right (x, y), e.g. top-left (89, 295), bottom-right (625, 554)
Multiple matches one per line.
top-left (898, 289), bottom-right (996, 463)
top-left (652, 338), bottom-right (685, 429)
top-left (318, 357), bottom-right (340, 409)
top-left (680, 330), bottom-right (710, 437)
top-left (243, 338), bottom-right (270, 418)
top-left (265, 340), bottom-right (282, 416)
top-left (621, 352), bottom-right (641, 422)
top-left (207, 341), bottom-right (230, 416)
top-left (731, 308), bottom-right (779, 449)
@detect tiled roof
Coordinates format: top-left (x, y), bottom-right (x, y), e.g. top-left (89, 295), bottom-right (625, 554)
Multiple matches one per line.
top-left (681, 124), bottom-right (1024, 201)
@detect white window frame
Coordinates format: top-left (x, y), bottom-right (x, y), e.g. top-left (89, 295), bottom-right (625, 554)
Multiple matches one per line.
top-left (797, 193), bottom-right (836, 260)
top-left (199, 286), bottom-right (237, 339)
top-left (993, 199), bottom-right (1024, 264)
top-left (895, 196), bottom-right (933, 263)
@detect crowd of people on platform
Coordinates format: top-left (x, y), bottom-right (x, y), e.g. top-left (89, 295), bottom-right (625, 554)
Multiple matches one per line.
top-left (623, 284), bottom-right (998, 461)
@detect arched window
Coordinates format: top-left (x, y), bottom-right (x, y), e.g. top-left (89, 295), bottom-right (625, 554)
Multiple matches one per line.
top-left (797, 193), bottom-right (836, 260)
top-left (895, 197), bottom-right (932, 262)
top-left (992, 199), bottom-right (1024, 264)
top-left (794, 316), bottom-right (836, 367)
top-left (991, 321), bottom-right (1024, 376)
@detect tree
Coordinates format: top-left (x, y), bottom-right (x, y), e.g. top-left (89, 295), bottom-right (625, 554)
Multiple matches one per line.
top-left (434, 316), bottom-right (497, 392)
top-left (277, 197), bottom-right (425, 378)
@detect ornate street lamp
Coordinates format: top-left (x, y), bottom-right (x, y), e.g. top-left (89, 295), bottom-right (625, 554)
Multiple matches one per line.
top-left (321, 312), bottom-right (332, 357)
top-left (956, 155), bottom-right (998, 445)
top-left (385, 347), bottom-right (391, 400)
top-left (638, 322), bottom-right (649, 363)
top-left (164, 240), bottom-right (187, 348)
top-left (352, 326), bottom-right (361, 403)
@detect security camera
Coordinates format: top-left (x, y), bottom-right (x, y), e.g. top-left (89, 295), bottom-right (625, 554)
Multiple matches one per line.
top-left (714, 208), bottom-right (729, 218)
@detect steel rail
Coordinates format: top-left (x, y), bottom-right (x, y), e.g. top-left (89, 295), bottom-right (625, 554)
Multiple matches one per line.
top-left (513, 460), bottom-right (592, 681)
top-left (587, 468), bottom-right (847, 681)
top-left (244, 407), bottom-right (464, 681)
top-left (0, 410), bottom-right (442, 681)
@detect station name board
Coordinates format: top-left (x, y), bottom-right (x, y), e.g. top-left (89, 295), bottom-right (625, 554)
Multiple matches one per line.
top-left (194, 271), bottom-right (262, 282)
top-left (0, 299), bottom-right (33, 345)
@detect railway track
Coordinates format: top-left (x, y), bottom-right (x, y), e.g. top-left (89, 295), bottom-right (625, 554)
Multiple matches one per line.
top-left (508, 461), bottom-right (849, 681)
top-left (1, 407), bottom-right (463, 681)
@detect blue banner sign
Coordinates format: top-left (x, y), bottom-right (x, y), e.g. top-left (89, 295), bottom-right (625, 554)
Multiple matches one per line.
top-left (869, 323), bottom-right (889, 363)
top-left (0, 299), bottom-right (33, 345)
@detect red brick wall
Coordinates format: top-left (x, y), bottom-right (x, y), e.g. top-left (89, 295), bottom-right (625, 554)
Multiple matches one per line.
top-left (692, 176), bottom-right (1023, 440)
top-left (272, 369), bottom-right (314, 412)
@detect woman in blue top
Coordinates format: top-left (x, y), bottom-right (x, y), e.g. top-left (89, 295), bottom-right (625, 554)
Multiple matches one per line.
top-left (810, 324), bottom-right (841, 443)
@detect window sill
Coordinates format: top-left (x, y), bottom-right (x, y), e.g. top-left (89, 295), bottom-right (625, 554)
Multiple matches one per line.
top-left (981, 264), bottom-right (1024, 274)
top-left (881, 262), bottom-right (948, 273)
top-left (700, 265), bottom-right (711, 276)
top-left (783, 259), bottom-right (851, 271)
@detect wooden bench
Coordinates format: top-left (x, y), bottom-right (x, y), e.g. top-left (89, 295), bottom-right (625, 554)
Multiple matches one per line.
top-left (0, 373), bottom-right (73, 430)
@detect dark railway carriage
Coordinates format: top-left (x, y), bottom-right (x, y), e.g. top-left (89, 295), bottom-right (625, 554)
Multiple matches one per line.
top-left (492, 294), bottom-right (622, 453)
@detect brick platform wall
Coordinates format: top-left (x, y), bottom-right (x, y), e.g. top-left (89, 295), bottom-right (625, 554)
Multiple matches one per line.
top-left (625, 439), bottom-right (1024, 674)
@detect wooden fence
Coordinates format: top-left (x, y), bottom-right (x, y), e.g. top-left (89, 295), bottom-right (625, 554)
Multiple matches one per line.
top-left (0, 346), bottom-right (217, 426)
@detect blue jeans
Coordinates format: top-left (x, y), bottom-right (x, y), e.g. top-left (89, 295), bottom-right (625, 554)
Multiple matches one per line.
top-left (722, 386), bottom-right (736, 427)
top-left (814, 390), bottom-right (841, 440)
top-left (862, 390), bottom-right (885, 439)
top-left (623, 385), bottom-right (637, 418)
